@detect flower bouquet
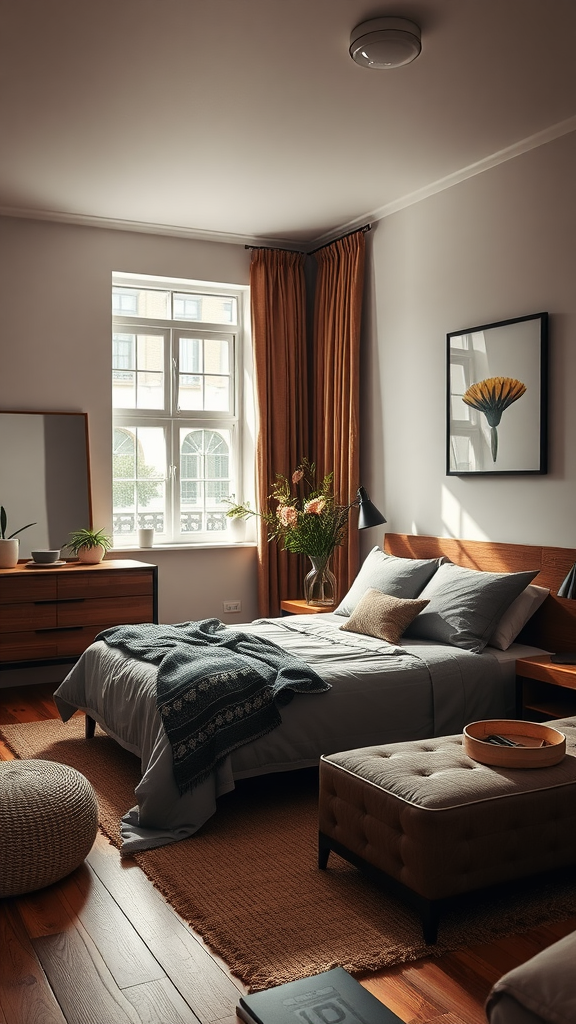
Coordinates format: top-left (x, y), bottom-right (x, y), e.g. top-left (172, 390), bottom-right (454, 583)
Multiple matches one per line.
top-left (226, 459), bottom-right (349, 604)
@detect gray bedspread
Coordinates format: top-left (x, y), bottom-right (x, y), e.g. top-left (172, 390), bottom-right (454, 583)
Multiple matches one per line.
top-left (96, 618), bottom-right (329, 793)
top-left (54, 613), bottom-right (541, 853)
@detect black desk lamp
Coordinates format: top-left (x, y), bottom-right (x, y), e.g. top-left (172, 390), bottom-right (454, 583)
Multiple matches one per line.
top-left (558, 564), bottom-right (576, 599)
top-left (355, 487), bottom-right (387, 530)
top-left (551, 563), bottom-right (576, 663)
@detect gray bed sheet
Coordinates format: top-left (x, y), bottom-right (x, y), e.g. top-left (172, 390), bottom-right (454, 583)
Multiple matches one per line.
top-left (53, 613), bottom-right (546, 853)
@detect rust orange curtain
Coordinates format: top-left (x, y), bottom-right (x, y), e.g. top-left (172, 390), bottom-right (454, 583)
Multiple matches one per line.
top-left (312, 229), bottom-right (366, 602)
top-left (250, 248), bottom-right (309, 617)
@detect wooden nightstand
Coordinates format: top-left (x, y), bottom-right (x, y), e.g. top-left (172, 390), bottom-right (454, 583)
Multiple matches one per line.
top-left (516, 655), bottom-right (576, 720)
top-left (280, 599), bottom-right (334, 616)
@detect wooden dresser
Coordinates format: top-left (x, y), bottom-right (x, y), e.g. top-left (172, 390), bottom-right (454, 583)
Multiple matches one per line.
top-left (0, 559), bottom-right (158, 668)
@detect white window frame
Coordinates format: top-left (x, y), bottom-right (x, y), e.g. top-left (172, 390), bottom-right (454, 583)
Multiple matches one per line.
top-left (112, 272), bottom-right (252, 546)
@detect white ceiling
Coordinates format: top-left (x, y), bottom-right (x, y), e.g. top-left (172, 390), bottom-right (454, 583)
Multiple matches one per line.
top-left (2, 0), bottom-right (576, 248)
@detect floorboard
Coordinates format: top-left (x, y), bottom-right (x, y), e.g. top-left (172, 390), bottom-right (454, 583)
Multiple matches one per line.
top-left (2, 681), bottom-right (576, 1024)
top-left (32, 926), bottom-right (144, 1024)
top-left (121, 977), bottom-right (202, 1024)
top-left (0, 902), bottom-right (67, 1024)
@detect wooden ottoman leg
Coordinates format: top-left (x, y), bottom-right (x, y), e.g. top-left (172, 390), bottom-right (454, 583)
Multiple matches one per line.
top-left (85, 714), bottom-right (96, 739)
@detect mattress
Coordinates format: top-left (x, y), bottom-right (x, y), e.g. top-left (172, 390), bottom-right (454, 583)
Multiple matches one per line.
top-left (53, 613), bottom-right (546, 852)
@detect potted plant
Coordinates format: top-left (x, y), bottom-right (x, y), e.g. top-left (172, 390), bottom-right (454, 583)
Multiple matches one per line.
top-left (0, 505), bottom-right (37, 569)
top-left (64, 527), bottom-right (113, 564)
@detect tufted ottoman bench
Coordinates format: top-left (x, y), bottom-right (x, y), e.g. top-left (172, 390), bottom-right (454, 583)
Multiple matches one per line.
top-left (318, 718), bottom-right (576, 943)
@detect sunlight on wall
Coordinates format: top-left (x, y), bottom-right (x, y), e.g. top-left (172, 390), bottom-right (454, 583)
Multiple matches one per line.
top-left (441, 485), bottom-right (490, 541)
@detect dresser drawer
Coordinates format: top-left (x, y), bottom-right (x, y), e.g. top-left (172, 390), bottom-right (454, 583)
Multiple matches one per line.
top-left (0, 631), bottom-right (64, 661)
top-left (0, 575), bottom-right (57, 603)
top-left (58, 570), bottom-right (154, 601)
top-left (0, 603), bottom-right (58, 633)
top-left (0, 626), bottom-right (110, 661)
top-left (57, 595), bottom-right (153, 628)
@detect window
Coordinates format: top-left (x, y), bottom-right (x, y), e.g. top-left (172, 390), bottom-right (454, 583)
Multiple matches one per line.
top-left (112, 289), bottom-right (138, 315)
top-left (112, 273), bottom-right (249, 545)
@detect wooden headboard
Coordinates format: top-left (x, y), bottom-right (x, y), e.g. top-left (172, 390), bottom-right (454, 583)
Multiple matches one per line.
top-left (384, 533), bottom-right (576, 652)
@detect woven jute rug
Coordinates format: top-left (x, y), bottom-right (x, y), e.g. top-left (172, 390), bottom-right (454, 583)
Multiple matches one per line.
top-left (3, 716), bottom-right (576, 991)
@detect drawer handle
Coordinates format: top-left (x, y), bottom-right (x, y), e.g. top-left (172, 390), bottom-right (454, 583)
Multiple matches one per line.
top-left (35, 598), bottom-right (85, 605)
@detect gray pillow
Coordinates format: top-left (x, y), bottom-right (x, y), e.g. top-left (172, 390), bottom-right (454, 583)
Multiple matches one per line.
top-left (405, 561), bottom-right (539, 653)
top-left (334, 547), bottom-right (443, 616)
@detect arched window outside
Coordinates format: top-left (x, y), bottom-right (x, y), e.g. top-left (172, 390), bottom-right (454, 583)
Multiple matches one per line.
top-left (181, 429), bottom-right (230, 533)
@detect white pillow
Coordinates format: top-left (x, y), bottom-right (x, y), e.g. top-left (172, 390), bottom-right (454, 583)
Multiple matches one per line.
top-left (489, 583), bottom-right (549, 651)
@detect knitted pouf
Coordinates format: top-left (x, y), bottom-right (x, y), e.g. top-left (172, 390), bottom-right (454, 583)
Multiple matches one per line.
top-left (0, 759), bottom-right (99, 897)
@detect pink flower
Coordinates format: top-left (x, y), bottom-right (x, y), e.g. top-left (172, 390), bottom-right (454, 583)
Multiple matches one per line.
top-left (277, 504), bottom-right (298, 528)
top-left (304, 497), bottom-right (326, 515)
top-left (292, 469), bottom-right (304, 484)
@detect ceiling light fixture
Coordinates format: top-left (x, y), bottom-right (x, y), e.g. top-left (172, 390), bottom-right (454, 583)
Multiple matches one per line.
top-left (349, 17), bottom-right (421, 69)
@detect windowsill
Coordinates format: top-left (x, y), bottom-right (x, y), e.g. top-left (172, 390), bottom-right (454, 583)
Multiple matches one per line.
top-left (111, 541), bottom-right (257, 554)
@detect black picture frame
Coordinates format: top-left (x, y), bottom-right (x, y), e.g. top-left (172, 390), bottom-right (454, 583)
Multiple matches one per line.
top-left (446, 312), bottom-right (548, 476)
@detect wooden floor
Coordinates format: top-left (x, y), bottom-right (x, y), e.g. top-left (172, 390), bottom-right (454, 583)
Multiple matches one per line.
top-left (1, 684), bottom-right (575, 1024)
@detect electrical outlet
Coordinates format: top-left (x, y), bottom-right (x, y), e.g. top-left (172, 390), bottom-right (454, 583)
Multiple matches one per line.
top-left (223, 600), bottom-right (242, 613)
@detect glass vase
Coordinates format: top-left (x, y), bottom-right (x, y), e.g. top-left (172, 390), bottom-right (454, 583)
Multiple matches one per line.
top-left (304, 555), bottom-right (337, 607)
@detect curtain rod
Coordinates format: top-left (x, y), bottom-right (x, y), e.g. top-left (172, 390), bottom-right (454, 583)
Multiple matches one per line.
top-left (245, 223), bottom-right (371, 256)
top-left (308, 223), bottom-right (371, 256)
top-left (244, 244), bottom-right (306, 254)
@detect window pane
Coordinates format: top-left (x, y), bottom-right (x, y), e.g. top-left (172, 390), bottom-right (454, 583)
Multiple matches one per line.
top-left (180, 336), bottom-right (202, 373)
top-left (173, 293), bottom-right (237, 325)
top-left (204, 375), bottom-right (230, 412)
top-left (113, 370), bottom-right (136, 408)
top-left (113, 287), bottom-right (170, 319)
top-left (204, 338), bottom-right (229, 374)
top-left (113, 333), bottom-right (164, 410)
top-left (135, 371), bottom-right (163, 409)
top-left (112, 426), bottom-right (166, 537)
top-left (112, 289), bottom-right (138, 315)
top-left (173, 294), bottom-right (201, 320)
top-left (177, 337), bottom-right (231, 412)
top-left (136, 335), bottom-right (164, 409)
top-left (178, 374), bottom-right (203, 410)
top-left (113, 333), bottom-right (135, 369)
top-left (113, 333), bottom-right (136, 407)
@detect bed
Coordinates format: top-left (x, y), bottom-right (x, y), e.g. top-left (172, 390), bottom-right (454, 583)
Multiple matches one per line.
top-left (53, 534), bottom-right (576, 853)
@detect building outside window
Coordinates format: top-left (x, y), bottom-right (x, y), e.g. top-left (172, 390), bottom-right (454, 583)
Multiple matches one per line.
top-left (112, 273), bottom-right (250, 545)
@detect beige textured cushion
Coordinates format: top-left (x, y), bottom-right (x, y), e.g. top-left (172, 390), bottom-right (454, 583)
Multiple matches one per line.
top-left (339, 587), bottom-right (429, 644)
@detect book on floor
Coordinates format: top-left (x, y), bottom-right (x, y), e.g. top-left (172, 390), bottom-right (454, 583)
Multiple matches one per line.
top-left (236, 967), bottom-right (403, 1024)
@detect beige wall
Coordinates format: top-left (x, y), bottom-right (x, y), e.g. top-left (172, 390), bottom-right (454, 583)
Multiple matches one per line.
top-left (3, 126), bottom-right (576, 665)
top-left (0, 217), bottom-right (260, 635)
top-left (362, 130), bottom-right (576, 551)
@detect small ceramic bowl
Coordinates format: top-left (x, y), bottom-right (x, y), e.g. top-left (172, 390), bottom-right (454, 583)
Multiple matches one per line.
top-left (31, 549), bottom-right (61, 564)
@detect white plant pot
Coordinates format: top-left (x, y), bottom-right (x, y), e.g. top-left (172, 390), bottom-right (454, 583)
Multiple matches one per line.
top-left (0, 538), bottom-right (19, 569)
top-left (227, 517), bottom-right (246, 542)
top-left (77, 544), bottom-right (105, 564)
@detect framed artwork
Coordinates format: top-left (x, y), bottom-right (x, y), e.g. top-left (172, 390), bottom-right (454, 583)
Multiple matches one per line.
top-left (446, 312), bottom-right (548, 476)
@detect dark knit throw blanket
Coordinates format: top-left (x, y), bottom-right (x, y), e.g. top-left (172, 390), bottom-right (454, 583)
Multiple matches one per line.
top-left (96, 619), bottom-right (330, 794)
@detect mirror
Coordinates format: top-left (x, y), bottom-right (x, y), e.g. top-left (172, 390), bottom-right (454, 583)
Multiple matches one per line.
top-left (0, 411), bottom-right (92, 559)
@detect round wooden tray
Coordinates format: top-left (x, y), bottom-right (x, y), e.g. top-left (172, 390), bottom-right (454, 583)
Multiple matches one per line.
top-left (463, 719), bottom-right (566, 768)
